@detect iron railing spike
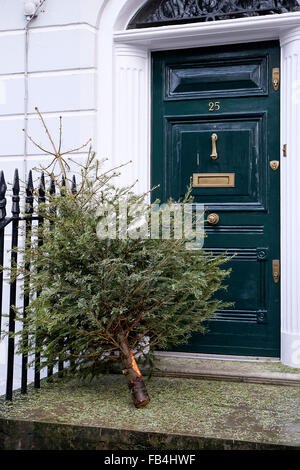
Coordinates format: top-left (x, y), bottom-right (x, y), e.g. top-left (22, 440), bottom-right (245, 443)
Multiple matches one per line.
top-left (49, 177), bottom-right (56, 195)
top-left (26, 170), bottom-right (34, 194)
top-left (0, 171), bottom-right (7, 198)
top-left (25, 171), bottom-right (34, 215)
top-left (11, 169), bottom-right (20, 217)
top-left (12, 169), bottom-right (20, 194)
top-left (0, 171), bottom-right (7, 221)
top-left (71, 175), bottom-right (77, 194)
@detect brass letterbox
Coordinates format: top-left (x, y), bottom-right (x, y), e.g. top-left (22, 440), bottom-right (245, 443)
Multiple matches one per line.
top-left (192, 173), bottom-right (235, 188)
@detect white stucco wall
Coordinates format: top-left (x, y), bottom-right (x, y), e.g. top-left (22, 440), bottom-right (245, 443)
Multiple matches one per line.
top-left (0, 0), bottom-right (105, 395)
top-left (0, 0), bottom-right (104, 182)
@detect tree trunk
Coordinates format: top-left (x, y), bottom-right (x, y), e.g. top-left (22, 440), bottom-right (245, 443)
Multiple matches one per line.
top-left (118, 333), bottom-right (150, 408)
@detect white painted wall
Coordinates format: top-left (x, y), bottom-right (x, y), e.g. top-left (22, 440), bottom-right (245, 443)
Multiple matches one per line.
top-left (0, 0), bottom-right (104, 178)
top-left (0, 0), bottom-right (105, 395)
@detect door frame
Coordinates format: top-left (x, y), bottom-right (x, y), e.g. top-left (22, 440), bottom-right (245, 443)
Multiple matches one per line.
top-left (97, 0), bottom-right (300, 367)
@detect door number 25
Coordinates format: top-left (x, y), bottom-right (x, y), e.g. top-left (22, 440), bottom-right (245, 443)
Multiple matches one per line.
top-left (209, 101), bottom-right (221, 112)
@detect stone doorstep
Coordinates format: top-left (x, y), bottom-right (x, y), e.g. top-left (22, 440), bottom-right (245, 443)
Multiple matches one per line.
top-left (0, 418), bottom-right (299, 451)
top-left (151, 370), bottom-right (300, 386)
top-left (144, 353), bottom-right (300, 387)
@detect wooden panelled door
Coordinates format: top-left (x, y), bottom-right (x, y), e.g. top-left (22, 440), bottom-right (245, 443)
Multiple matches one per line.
top-left (152, 41), bottom-right (280, 357)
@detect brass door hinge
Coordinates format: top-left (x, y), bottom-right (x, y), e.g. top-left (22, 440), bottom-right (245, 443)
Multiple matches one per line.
top-left (272, 260), bottom-right (280, 284)
top-left (272, 68), bottom-right (280, 91)
top-left (283, 144), bottom-right (287, 157)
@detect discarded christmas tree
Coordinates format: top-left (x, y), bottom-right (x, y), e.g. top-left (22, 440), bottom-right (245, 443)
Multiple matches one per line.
top-left (8, 109), bottom-right (231, 408)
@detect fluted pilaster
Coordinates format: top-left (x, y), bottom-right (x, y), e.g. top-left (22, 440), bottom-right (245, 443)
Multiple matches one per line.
top-left (114, 44), bottom-right (149, 195)
top-left (280, 27), bottom-right (300, 367)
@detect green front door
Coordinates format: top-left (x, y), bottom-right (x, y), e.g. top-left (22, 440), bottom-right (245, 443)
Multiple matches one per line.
top-left (152, 41), bottom-right (280, 357)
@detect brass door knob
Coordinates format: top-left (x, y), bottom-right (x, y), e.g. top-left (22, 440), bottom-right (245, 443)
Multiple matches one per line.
top-left (207, 213), bottom-right (220, 225)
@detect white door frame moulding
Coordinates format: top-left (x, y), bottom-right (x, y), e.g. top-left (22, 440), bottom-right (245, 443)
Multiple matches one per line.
top-left (97, 2), bottom-right (300, 367)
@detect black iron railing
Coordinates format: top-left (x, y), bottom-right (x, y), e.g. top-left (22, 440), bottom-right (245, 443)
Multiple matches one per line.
top-left (0, 169), bottom-right (77, 401)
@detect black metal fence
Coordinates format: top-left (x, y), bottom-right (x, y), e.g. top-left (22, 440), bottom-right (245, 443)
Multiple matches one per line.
top-left (0, 169), bottom-right (76, 401)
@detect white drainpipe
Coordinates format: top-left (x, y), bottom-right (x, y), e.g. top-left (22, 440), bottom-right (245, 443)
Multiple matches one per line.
top-left (23, 1), bottom-right (46, 177)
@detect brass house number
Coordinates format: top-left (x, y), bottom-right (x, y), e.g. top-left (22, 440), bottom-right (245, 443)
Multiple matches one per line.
top-left (209, 101), bottom-right (221, 112)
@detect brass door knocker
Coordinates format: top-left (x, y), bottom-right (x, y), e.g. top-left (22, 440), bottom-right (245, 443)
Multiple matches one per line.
top-left (211, 133), bottom-right (218, 160)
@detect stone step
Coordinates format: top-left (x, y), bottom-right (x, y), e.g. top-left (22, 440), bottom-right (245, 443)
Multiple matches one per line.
top-left (146, 352), bottom-right (300, 387)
